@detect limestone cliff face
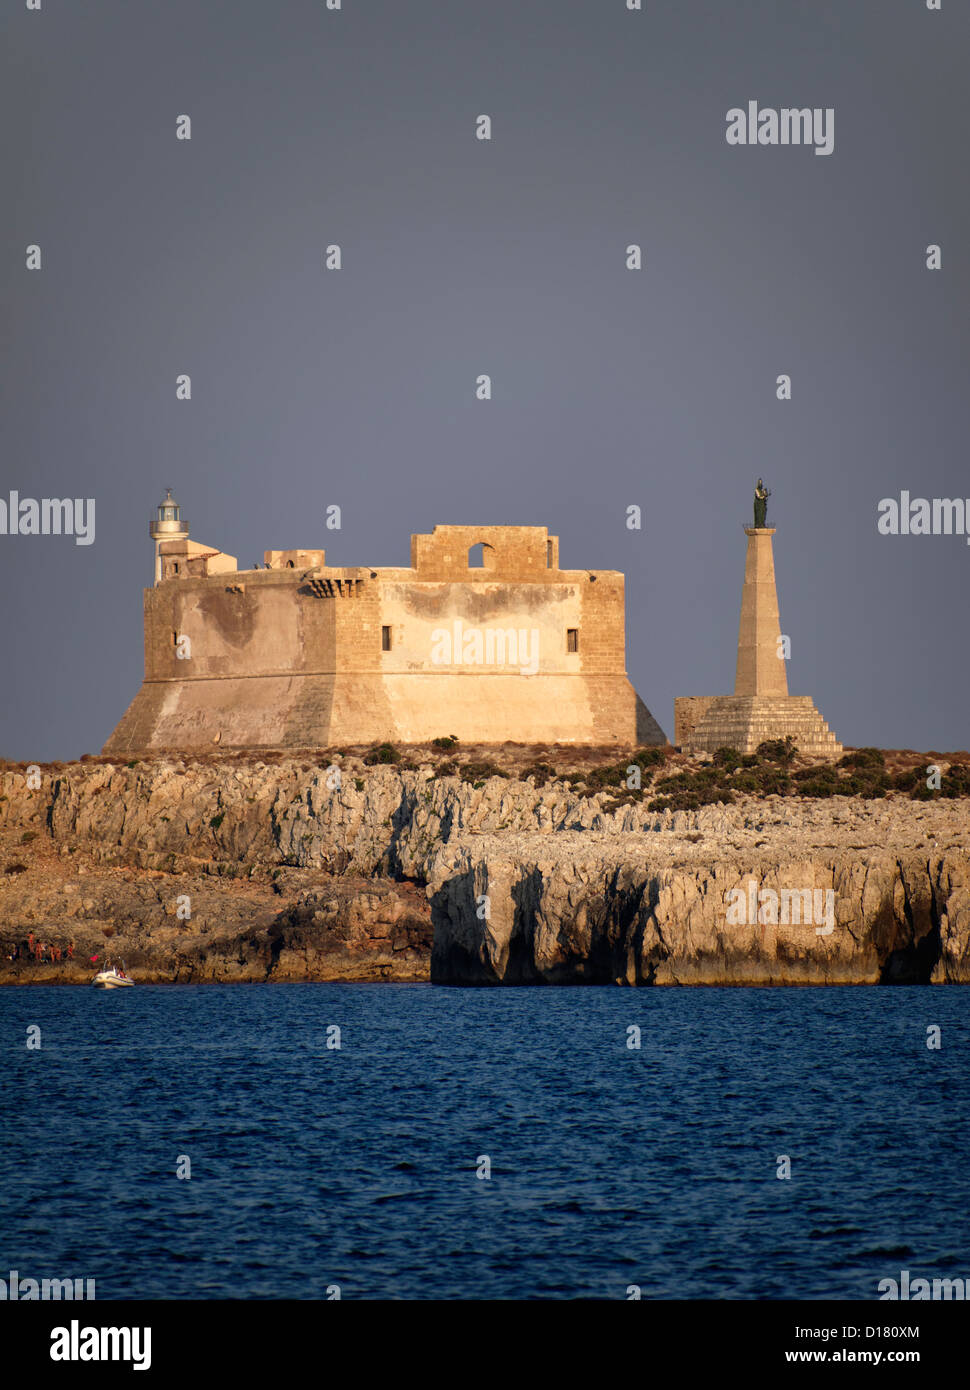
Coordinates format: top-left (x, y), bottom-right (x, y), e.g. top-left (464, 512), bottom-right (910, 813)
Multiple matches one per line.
top-left (1, 759), bottom-right (967, 985)
top-left (425, 837), bottom-right (968, 985)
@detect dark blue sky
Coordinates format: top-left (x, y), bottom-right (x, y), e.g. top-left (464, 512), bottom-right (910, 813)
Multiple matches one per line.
top-left (2, 0), bottom-right (968, 759)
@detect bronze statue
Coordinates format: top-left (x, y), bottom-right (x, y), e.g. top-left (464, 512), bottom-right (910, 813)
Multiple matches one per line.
top-left (754, 478), bottom-right (771, 528)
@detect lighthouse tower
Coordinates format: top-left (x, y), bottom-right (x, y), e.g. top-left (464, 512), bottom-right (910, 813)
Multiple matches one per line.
top-left (149, 488), bottom-right (189, 584)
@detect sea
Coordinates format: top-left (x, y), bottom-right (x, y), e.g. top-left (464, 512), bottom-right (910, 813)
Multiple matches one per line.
top-left (2, 984), bottom-right (967, 1300)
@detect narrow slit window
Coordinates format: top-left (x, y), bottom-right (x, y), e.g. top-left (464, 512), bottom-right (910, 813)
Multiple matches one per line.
top-left (381, 626), bottom-right (392, 651)
top-left (567, 629), bottom-right (579, 653)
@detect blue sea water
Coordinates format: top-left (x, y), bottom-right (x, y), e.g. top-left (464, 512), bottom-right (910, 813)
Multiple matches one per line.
top-left (1, 984), bottom-right (967, 1300)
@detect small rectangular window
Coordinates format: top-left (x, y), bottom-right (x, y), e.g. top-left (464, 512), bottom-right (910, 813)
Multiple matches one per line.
top-left (567, 629), bottom-right (579, 653)
top-left (381, 626), bottom-right (392, 651)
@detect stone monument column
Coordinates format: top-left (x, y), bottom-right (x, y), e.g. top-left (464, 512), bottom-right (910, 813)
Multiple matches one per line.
top-left (674, 509), bottom-right (842, 757)
top-left (734, 527), bottom-right (788, 697)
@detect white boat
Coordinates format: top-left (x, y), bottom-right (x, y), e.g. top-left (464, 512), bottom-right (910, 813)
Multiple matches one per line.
top-left (92, 961), bottom-right (134, 989)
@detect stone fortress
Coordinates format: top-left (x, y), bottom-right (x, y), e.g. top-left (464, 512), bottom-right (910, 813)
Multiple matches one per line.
top-left (103, 491), bottom-right (667, 753)
top-left (104, 487), bottom-right (840, 757)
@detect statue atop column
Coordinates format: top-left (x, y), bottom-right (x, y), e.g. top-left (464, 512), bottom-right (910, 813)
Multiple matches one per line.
top-left (753, 478), bottom-right (771, 528)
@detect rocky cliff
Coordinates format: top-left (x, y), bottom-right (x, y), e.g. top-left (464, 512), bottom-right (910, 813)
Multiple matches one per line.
top-left (1, 751), bottom-right (967, 985)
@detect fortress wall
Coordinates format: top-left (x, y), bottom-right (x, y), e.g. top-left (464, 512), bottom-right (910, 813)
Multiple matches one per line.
top-left (332, 573), bottom-right (387, 674)
top-left (144, 576), bottom-right (335, 680)
top-left (376, 581), bottom-right (585, 675)
top-left (579, 573), bottom-right (626, 673)
top-left (378, 673), bottom-right (600, 743)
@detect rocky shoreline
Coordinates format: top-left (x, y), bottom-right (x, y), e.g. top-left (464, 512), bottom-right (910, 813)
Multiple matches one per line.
top-left (1, 747), bottom-right (968, 986)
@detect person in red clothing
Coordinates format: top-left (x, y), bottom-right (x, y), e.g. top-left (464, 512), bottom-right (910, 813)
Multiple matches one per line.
top-left (67, 942), bottom-right (74, 959)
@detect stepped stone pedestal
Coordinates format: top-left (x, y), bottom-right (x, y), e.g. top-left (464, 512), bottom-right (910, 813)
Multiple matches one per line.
top-left (675, 527), bottom-right (842, 758)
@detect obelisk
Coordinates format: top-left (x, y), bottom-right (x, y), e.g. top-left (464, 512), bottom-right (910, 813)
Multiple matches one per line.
top-left (734, 527), bottom-right (788, 697)
top-left (673, 485), bottom-right (842, 756)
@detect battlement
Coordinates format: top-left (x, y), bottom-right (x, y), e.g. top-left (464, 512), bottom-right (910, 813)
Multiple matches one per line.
top-left (409, 525), bottom-right (561, 579)
top-left (263, 549), bottom-right (327, 570)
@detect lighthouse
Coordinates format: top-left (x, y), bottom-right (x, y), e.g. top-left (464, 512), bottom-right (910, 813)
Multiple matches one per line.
top-left (149, 488), bottom-right (189, 585)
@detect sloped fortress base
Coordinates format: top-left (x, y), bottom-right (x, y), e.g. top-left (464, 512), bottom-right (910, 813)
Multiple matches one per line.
top-left (676, 695), bottom-right (842, 757)
top-left (107, 673), bottom-right (665, 753)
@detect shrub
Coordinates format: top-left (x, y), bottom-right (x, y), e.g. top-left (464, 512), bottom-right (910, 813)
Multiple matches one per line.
top-left (523, 763), bottom-right (557, 786)
top-left (633, 747), bottom-right (667, 768)
top-left (943, 763), bottom-right (970, 798)
top-left (431, 736), bottom-right (459, 750)
top-left (838, 747), bottom-right (885, 770)
top-left (850, 776), bottom-right (888, 798)
top-left (732, 773), bottom-right (759, 793)
top-left (364, 743), bottom-right (401, 765)
top-left (648, 785), bottom-right (733, 813)
top-left (712, 746), bottom-right (741, 769)
top-left (753, 767), bottom-right (794, 796)
top-left (794, 765), bottom-right (839, 784)
top-left (845, 770), bottom-right (890, 798)
top-left (584, 762), bottom-right (632, 791)
top-left (210, 813), bottom-right (225, 829)
top-left (796, 780), bottom-right (836, 798)
top-left (459, 761), bottom-right (508, 784)
top-left (21, 831), bottom-right (38, 844)
top-left (756, 737), bottom-right (797, 763)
